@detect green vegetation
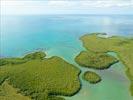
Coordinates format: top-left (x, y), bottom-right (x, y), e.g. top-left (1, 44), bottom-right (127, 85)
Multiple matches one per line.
top-left (83, 71), bottom-right (101, 84)
top-left (23, 51), bottom-right (46, 60)
top-left (0, 51), bottom-right (81, 100)
top-left (0, 81), bottom-right (31, 100)
top-left (75, 51), bottom-right (118, 69)
top-left (80, 33), bottom-right (133, 95)
top-left (0, 51), bottom-right (46, 66)
top-left (0, 58), bottom-right (27, 66)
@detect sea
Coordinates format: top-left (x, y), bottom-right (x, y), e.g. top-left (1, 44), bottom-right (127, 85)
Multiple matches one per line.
top-left (0, 14), bottom-right (133, 100)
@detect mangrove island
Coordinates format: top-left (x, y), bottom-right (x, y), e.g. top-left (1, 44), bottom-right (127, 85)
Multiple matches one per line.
top-left (79, 33), bottom-right (133, 96)
top-left (83, 71), bottom-right (101, 84)
top-left (0, 51), bottom-right (81, 100)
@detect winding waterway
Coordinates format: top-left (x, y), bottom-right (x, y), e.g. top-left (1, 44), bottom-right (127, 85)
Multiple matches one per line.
top-left (64, 52), bottom-right (133, 100)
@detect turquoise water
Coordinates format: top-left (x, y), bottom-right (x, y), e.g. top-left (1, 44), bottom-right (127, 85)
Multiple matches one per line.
top-left (66, 62), bottom-right (133, 100)
top-left (1, 15), bottom-right (133, 100)
top-left (1, 15), bottom-right (133, 57)
top-left (65, 52), bottom-right (133, 100)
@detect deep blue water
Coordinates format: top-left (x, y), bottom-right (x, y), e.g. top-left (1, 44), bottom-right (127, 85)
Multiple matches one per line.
top-left (1, 15), bottom-right (133, 57)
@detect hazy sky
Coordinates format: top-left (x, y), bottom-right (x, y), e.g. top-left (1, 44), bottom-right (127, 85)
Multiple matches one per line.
top-left (1, 0), bottom-right (133, 15)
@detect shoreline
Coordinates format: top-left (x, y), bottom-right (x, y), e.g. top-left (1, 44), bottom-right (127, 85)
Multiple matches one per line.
top-left (79, 33), bottom-right (133, 96)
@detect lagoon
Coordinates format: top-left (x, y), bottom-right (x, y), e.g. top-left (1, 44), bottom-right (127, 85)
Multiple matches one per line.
top-left (1, 15), bottom-right (133, 100)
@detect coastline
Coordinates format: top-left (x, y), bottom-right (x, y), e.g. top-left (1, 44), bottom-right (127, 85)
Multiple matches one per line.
top-left (79, 33), bottom-right (133, 96)
top-left (0, 52), bottom-right (82, 100)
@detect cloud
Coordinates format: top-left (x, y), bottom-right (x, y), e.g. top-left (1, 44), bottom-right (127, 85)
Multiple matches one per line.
top-left (1, 0), bottom-right (133, 15)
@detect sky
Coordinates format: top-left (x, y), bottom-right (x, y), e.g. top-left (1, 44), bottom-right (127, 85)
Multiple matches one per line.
top-left (1, 0), bottom-right (133, 15)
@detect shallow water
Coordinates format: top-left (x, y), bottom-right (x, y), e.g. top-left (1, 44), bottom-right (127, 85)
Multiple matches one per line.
top-left (1, 15), bottom-right (133, 100)
top-left (65, 52), bottom-right (133, 100)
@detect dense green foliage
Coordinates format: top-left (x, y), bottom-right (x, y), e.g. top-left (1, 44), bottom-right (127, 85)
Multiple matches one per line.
top-left (80, 33), bottom-right (133, 95)
top-left (0, 52), bottom-right (80, 100)
top-left (0, 81), bottom-right (30, 100)
top-left (23, 51), bottom-right (46, 60)
top-left (0, 51), bottom-right (46, 66)
top-left (0, 58), bottom-right (27, 66)
top-left (75, 51), bottom-right (118, 69)
top-left (83, 71), bottom-right (101, 84)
